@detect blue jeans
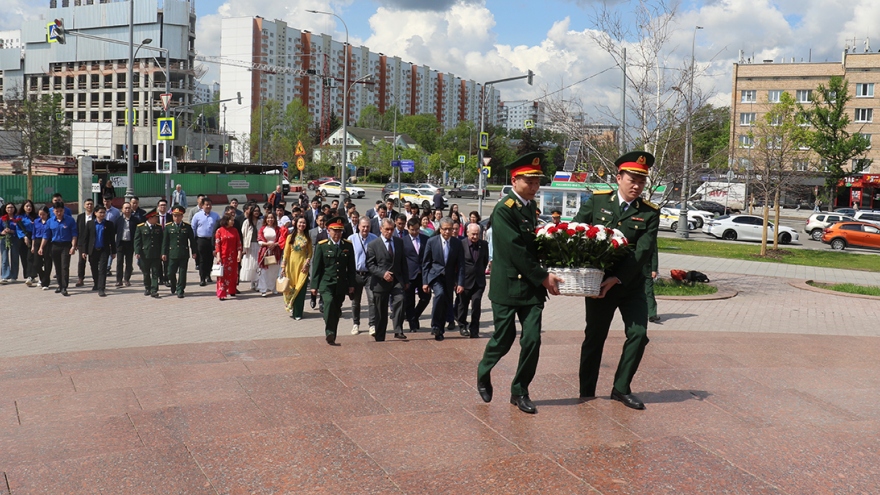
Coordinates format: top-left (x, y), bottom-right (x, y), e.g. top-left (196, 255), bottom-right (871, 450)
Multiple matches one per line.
top-left (0, 237), bottom-right (19, 280)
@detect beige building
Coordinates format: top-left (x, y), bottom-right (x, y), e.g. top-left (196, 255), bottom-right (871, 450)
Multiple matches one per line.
top-left (730, 52), bottom-right (880, 208)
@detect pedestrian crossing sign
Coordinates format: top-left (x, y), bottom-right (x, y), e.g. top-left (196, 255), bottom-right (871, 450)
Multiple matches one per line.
top-left (157, 117), bottom-right (176, 141)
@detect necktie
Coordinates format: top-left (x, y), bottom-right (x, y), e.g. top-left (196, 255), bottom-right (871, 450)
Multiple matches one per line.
top-left (443, 240), bottom-right (448, 263)
top-left (160, 216), bottom-right (165, 227)
top-left (387, 239), bottom-right (394, 255)
top-left (412, 236), bottom-right (419, 252)
top-left (621, 202), bottom-right (629, 213)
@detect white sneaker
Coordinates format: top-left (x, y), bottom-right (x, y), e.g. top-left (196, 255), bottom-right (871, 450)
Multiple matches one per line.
top-left (25, 278), bottom-right (34, 287)
top-left (0, 279), bottom-right (8, 284)
top-left (368, 325), bottom-right (376, 336)
top-left (351, 324), bottom-right (360, 335)
top-left (42, 286), bottom-right (49, 291)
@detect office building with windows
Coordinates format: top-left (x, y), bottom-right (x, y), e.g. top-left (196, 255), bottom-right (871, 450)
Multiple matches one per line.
top-left (219, 16), bottom-right (499, 163)
top-left (499, 100), bottom-right (545, 132)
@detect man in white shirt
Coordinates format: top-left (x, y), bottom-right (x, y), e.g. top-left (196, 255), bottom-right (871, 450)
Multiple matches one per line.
top-left (348, 217), bottom-right (378, 335)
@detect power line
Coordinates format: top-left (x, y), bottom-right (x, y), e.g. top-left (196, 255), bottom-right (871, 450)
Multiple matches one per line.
top-left (534, 66), bottom-right (618, 102)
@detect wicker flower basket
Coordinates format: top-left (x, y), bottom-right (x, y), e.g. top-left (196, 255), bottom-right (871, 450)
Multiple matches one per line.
top-left (548, 267), bottom-right (605, 297)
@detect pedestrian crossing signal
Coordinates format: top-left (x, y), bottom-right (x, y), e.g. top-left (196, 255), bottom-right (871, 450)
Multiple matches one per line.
top-left (157, 117), bottom-right (176, 140)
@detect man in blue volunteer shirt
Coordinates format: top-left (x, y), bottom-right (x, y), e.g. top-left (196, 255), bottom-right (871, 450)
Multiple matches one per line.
top-left (80, 205), bottom-right (117, 297)
top-left (40, 202), bottom-right (78, 296)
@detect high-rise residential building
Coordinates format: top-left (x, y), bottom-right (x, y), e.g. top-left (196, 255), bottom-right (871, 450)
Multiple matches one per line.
top-left (0, 0), bottom-right (204, 162)
top-left (0, 30), bottom-right (22, 50)
top-left (731, 52), bottom-right (880, 208)
top-left (219, 16), bottom-right (499, 163)
top-left (195, 80), bottom-right (219, 104)
top-left (499, 100), bottom-right (545, 132)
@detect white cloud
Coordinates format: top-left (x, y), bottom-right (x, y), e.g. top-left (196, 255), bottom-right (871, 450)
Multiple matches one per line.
top-left (0, 0), bottom-right (43, 31)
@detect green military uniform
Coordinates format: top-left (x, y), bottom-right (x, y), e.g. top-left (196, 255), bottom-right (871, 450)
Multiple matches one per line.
top-left (478, 153), bottom-right (549, 403)
top-left (310, 223), bottom-right (356, 344)
top-left (572, 151), bottom-right (659, 400)
top-left (162, 215), bottom-right (196, 297)
top-left (645, 243), bottom-right (659, 320)
top-left (134, 211), bottom-right (164, 297)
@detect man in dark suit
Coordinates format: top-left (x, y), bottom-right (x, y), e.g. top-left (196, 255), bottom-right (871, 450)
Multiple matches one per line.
top-left (343, 209), bottom-right (358, 239)
top-left (370, 205), bottom-right (389, 235)
top-left (79, 205), bottom-right (117, 297)
top-left (155, 199), bottom-right (173, 287)
top-left (366, 218), bottom-right (409, 341)
top-left (75, 198), bottom-right (95, 287)
top-left (113, 202), bottom-right (138, 287)
top-left (384, 198), bottom-right (400, 221)
top-left (308, 213), bottom-right (328, 247)
top-left (402, 217), bottom-right (430, 331)
top-left (365, 200), bottom-right (382, 220)
top-left (304, 196), bottom-right (322, 230)
top-left (421, 216), bottom-right (465, 341)
top-left (457, 223), bottom-right (489, 338)
top-left (393, 215), bottom-right (408, 239)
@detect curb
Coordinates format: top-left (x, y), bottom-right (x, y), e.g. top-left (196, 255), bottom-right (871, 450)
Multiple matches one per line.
top-left (656, 287), bottom-right (738, 301)
top-left (791, 280), bottom-right (880, 300)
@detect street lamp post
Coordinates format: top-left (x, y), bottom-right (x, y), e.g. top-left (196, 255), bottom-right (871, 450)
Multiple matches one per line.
top-left (676, 25), bottom-right (703, 239)
top-left (307, 9), bottom-right (350, 202)
top-left (125, 31), bottom-right (152, 200)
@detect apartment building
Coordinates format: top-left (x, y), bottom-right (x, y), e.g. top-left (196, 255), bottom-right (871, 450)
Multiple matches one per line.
top-left (499, 100), bottom-right (546, 132)
top-left (218, 16), bottom-right (499, 163)
top-left (730, 52), bottom-right (880, 208)
top-left (0, 0), bottom-right (207, 162)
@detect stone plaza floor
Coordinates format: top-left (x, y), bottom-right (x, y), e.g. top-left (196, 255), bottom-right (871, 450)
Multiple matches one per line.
top-left (1, 253), bottom-right (879, 493)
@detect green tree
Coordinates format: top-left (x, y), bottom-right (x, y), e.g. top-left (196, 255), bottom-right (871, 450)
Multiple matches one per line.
top-left (1, 89), bottom-right (69, 198)
top-left (800, 76), bottom-right (872, 199)
top-left (397, 113), bottom-right (442, 153)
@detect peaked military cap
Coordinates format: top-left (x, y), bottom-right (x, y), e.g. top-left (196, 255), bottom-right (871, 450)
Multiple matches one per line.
top-left (505, 152), bottom-right (549, 179)
top-left (615, 151), bottom-right (655, 176)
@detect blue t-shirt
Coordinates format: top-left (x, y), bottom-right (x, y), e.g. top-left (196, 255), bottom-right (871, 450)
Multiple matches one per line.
top-left (47, 215), bottom-right (78, 243)
top-left (94, 220), bottom-right (105, 249)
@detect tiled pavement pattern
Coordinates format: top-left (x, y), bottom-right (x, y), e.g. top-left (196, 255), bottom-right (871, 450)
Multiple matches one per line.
top-left (1, 253), bottom-right (879, 493)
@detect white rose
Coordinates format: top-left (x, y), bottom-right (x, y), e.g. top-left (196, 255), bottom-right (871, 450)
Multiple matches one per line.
top-left (595, 228), bottom-right (607, 241)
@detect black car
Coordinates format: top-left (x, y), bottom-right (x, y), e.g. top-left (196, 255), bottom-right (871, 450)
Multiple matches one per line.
top-left (448, 184), bottom-right (483, 199)
top-left (691, 200), bottom-right (734, 215)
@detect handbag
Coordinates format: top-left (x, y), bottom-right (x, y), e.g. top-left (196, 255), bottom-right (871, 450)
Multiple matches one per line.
top-left (211, 264), bottom-right (224, 278)
top-left (264, 254), bottom-right (277, 265)
top-left (275, 274), bottom-right (290, 293)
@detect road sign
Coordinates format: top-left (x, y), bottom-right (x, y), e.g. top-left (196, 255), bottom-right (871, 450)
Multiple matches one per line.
top-left (524, 119), bottom-right (534, 129)
top-left (224, 143), bottom-right (229, 151)
top-left (283, 169), bottom-right (289, 181)
top-left (391, 160), bottom-right (400, 168)
top-left (295, 141), bottom-right (306, 156)
top-left (157, 117), bottom-right (175, 140)
top-left (47, 22), bottom-right (60, 43)
top-left (458, 155), bottom-right (466, 164)
top-left (160, 93), bottom-right (172, 112)
top-left (281, 161), bottom-right (289, 169)
top-left (400, 159), bottom-right (415, 174)
top-left (479, 132), bottom-right (489, 150)
top-left (481, 167), bottom-right (491, 178)
top-left (125, 109), bottom-right (137, 126)
top-left (296, 156), bottom-right (306, 171)
top-left (483, 157), bottom-right (492, 166)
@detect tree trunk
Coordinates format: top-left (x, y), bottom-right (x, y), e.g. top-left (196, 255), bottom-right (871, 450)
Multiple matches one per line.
top-left (772, 190), bottom-right (781, 250)
top-left (760, 195), bottom-right (770, 257)
top-left (26, 160), bottom-right (33, 200)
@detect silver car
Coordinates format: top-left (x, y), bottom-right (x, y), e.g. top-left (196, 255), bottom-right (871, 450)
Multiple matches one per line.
top-left (804, 213), bottom-right (854, 241)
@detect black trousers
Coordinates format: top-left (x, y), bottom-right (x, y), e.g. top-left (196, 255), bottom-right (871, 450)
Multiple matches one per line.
top-left (35, 244), bottom-right (52, 287)
top-left (196, 237), bottom-right (214, 282)
top-left (77, 246), bottom-right (88, 282)
top-left (404, 274), bottom-right (431, 327)
top-left (51, 242), bottom-right (72, 290)
top-left (88, 248), bottom-right (111, 291)
top-left (372, 286), bottom-right (405, 341)
top-left (455, 285), bottom-right (485, 333)
top-left (429, 276), bottom-right (454, 333)
top-left (116, 240), bottom-right (134, 283)
top-left (22, 238), bottom-right (38, 279)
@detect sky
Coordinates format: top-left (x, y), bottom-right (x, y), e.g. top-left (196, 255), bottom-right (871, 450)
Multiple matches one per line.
top-left (3, 0), bottom-right (880, 124)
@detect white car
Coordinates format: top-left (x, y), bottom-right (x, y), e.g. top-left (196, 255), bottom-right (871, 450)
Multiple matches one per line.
top-left (703, 214), bottom-right (799, 244)
top-left (387, 188), bottom-right (443, 209)
top-left (663, 204), bottom-right (714, 229)
top-left (659, 208), bottom-right (695, 231)
top-left (318, 181), bottom-right (365, 198)
top-left (413, 183), bottom-right (444, 195)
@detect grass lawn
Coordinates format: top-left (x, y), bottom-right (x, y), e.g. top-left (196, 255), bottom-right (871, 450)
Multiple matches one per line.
top-left (807, 281), bottom-right (880, 296)
top-left (658, 238), bottom-right (880, 273)
top-left (654, 278), bottom-right (718, 296)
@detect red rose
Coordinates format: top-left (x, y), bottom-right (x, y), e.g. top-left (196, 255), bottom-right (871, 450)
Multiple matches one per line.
top-left (547, 226), bottom-right (558, 234)
top-left (557, 222), bottom-right (568, 230)
top-left (605, 227), bottom-right (613, 237)
top-left (586, 226), bottom-right (599, 239)
top-left (576, 226), bottom-right (586, 232)
top-left (612, 239), bottom-right (619, 248)
top-left (566, 229), bottom-right (576, 236)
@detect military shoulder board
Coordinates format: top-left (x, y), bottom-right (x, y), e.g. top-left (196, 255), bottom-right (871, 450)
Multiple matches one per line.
top-left (504, 198), bottom-right (515, 208)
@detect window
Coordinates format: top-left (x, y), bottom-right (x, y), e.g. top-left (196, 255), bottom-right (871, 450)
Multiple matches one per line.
top-left (739, 158), bottom-right (752, 169)
top-left (794, 160), bottom-right (809, 171)
top-left (768, 90), bottom-right (781, 103)
top-left (855, 108), bottom-right (873, 122)
top-left (740, 113), bottom-right (756, 126)
top-left (856, 83), bottom-right (874, 97)
top-left (770, 114), bottom-right (783, 126)
top-left (741, 90), bottom-right (756, 103)
top-left (796, 90), bottom-right (812, 103)
top-left (860, 133), bottom-right (872, 149)
top-left (738, 135), bottom-right (754, 148)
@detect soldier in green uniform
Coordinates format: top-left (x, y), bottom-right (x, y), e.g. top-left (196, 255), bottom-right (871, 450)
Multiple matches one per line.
top-left (573, 151), bottom-right (660, 410)
top-left (646, 244), bottom-right (660, 323)
top-left (476, 152), bottom-right (563, 415)
top-left (134, 209), bottom-right (164, 298)
top-left (162, 205), bottom-right (197, 299)
top-left (310, 216), bottom-right (356, 345)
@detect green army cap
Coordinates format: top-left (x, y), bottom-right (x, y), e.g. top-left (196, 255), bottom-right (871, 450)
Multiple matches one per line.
top-left (505, 152), bottom-right (549, 179)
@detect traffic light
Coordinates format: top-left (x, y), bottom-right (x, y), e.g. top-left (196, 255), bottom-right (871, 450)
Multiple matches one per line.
top-left (527, 70), bottom-right (534, 86)
top-left (47, 19), bottom-right (65, 44)
top-left (236, 92), bottom-right (242, 105)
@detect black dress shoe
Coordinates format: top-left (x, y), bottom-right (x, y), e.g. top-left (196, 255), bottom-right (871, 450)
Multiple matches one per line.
top-left (151, 293), bottom-right (161, 299)
top-left (310, 293), bottom-right (317, 309)
top-left (447, 322), bottom-right (456, 331)
top-left (435, 331), bottom-right (444, 341)
top-left (430, 327), bottom-right (438, 336)
top-left (459, 326), bottom-right (470, 337)
top-left (648, 315), bottom-right (661, 323)
top-left (510, 394), bottom-right (537, 414)
top-left (469, 332), bottom-right (480, 338)
top-left (394, 332), bottom-right (407, 340)
top-left (91, 286), bottom-right (98, 291)
top-left (610, 389), bottom-right (645, 410)
top-left (199, 281), bottom-right (207, 287)
top-left (62, 290), bottom-right (69, 297)
top-left (98, 290), bottom-right (106, 297)
top-left (326, 334), bottom-right (337, 345)
top-left (206, 278), bottom-right (214, 284)
top-left (477, 377), bottom-right (493, 403)
top-left (55, 288), bottom-right (62, 293)
top-left (144, 290), bottom-right (150, 296)
top-left (177, 293), bottom-right (185, 299)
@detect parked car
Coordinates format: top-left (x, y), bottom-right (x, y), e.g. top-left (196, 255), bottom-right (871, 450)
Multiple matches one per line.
top-left (387, 188), bottom-right (446, 210)
top-left (663, 204), bottom-right (714, 229)
top-left (804, 213), bottom-right (854, 241)
top-left (413, 183), bottom-right (444, 195)
top-left (659, 208), bottom-right (695, 231)
top-left (853, 210), bottom-right (880, 227)
top-left (703, 214), bottom-right (799, 244)
top-left (497, 185), bottom-right (514, 201)
top-left (834, 207), bottom-right (857, 217)
top-left (448, 184), bottom-right (482, 199)
top-left (318, 181), bottom-right (365, 198)
top-left (690, 200), bottom-right (733, 215)
top-left (381, 182), bottom-right (415, 200)
top-left (822, 221), bottom-right (880, 250)
top-left (307, 177), bottom-right (336, 190)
